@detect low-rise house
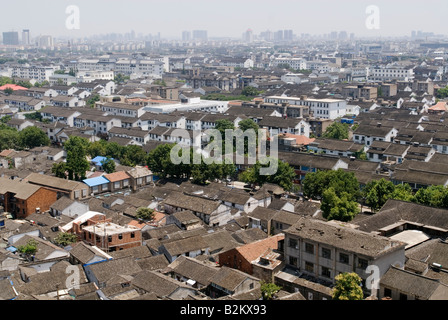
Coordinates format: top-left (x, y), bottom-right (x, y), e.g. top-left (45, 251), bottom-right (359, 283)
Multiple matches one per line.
top-left (353, 124), bottom-right (398, 147)
top-left (15, 261), bottom-right (88, 299)
top-left (366, 140), bottom-right (410, 163)
top-left (308, 138), bottom-right (365, 158)
top-left (83, 256), bottom-right (143, 289)
top-left (158, 234), bottom-right (210, 263)
top-left (50, 96), bottom-right (84, 108)
top-left (25, 172), bottom-right (90, 201)
top-left (166, 210), bottom-right (203, 231)
top-left (12, 234), bottom-right (69, 262)
top-left (207, 265), bottom-right (260, 299)
top-left (104, 171), bottom-right (131, 192)
top-left (219, 188), bottom-right (259, 213)
top-left (131, 269), bottom-right (204, 299)
top-left (379, 266), bottom-right (448, 300)
top-left (40, 106), bottom-right (81, 127)
top-left (49, 196), bottom-right (89, 218)
top-left (277, 152), bottom-right (349, 184)
top-left (83, 176), bottom-right (110, 195)
top-left (99, 102), bottom-right (146, 118)
top-left (6, 118), bottom-right (34, 131)
top-left (3, 95), bottom-right (45, 111)
top-left (162, 191), bottom-right (233, 227)
top-left (126, 166), bottom-right (153, 191)
top-left (247, 207), bottom-right (279, 235)
top-left (218, 234), bottom-right (284, 277)
top-left (163, 255), bottom-right (220, 290)
top-left (258, 116), bottom-right (311, 137)
top-left (107, 127), bottom-right (150, 145)
top-left (69, 242), bottom-right (113, 266)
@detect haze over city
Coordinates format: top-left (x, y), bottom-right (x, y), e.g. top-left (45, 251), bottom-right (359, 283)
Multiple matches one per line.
top-left (1, 0), bottom-right (448, 39)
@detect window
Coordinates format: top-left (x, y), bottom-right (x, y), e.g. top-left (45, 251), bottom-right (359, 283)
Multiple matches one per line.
top-left (289, 256), bottom-right (298, 266)
top-left (384, 288), bottom-right (392, 298)
top-left (339, 253), bottom-right (349, 264)
top-left (289, 238), bottom-right (298, 249)
top-left (118, 234), bottom-right (123, 240)
top-left (321, 266), bottom-right (331, 278)
top-left (305, 243), bottom-right (314, 254)
top-left (399, 293), bottom-right (407, 301)
top-left (305, 261), bottom-right (314, 273)
top-left (131, 232), bottom-right (135, 238)
top-left (322, 248), bottom-right (331, 259)
top-left (108, 235), bottom-right (112, 242)
top-left (357, 258), bottom-right (368, 269)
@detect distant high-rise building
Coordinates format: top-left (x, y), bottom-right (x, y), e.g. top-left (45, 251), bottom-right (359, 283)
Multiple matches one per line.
top-left (338, 31), bottom-right (348, 40)
top-left (39, 35), bottom-right (54, 48)
top-left (243, 28), bottom-right (254, 43)
top-left (2, 31), bottom-right (19, 45)
top-left (22, 29), bottom-right (30, 45)
top-left (182, 30), bottom-right (191, 41)
top-left (274, 30), bottom-right (284, 41)
top-left (193, 30), bottom-right (208, 41)
top-left (284, 30), bottom-right (293, 41)
top-left (329, 31), bottom-right (338, 40)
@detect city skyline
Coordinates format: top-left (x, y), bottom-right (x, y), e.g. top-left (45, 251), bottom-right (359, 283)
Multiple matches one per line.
top-left (1, 0), bottom-right (448, 41)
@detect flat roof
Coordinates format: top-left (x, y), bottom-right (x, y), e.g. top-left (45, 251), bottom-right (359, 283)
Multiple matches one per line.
top-left (83, 222), bottom-right (140, 236)
top-left (83, 176), bottom-right (110, 187)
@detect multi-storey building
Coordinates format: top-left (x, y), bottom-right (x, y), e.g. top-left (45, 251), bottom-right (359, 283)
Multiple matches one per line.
top-left (283, 216), bottom-right (406, 295)
top-left (264, 96), bottom-right (347, 120)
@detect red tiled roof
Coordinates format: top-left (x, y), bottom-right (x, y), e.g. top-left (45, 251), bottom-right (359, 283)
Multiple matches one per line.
top-left (0, 84), bottom-right (28, 91)
top-left (104, 171), bottom-right (131, 182)
top-left (235, 234), bottom-right (284, 262)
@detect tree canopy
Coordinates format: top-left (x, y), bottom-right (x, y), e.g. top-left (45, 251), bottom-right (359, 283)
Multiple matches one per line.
top-left (332, 272), bottom-right (364, 300)
top-left (322, 122), bottom-right (350, 140)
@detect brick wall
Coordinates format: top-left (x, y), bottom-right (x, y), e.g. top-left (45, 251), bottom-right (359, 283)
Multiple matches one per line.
top-left (218, 248), bottom-right (253, 275)
top-left (16, 188), bottom-right (58, 219)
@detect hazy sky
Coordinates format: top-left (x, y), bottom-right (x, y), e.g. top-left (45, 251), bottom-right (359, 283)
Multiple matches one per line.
top-left (1, 0), bottom-right (448, 39)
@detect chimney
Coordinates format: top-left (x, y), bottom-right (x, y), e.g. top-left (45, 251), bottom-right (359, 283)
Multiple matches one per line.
top-left (377, 122), bottom-right (382, 128)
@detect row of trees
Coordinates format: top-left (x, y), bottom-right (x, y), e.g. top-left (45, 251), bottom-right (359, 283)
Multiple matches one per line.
top-left (0, 123), bottom-right (50, 152)
top-left (303, 169), bottom-right (448, 222)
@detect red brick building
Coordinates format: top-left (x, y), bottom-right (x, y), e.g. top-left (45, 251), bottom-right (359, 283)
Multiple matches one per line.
top-left (0, 177), bottom-right (57, 219)
top-left (76, 214), bottom-right (143, 252)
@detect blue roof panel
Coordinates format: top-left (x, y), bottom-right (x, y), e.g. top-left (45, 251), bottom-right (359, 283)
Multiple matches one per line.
top-left (83, 176), bottom-right (110, 187)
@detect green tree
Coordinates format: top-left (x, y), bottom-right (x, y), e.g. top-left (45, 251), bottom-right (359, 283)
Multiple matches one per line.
top-left (54, 232), bottom-right (78, 247)
top-left (17, 239), bottom-right (38, 259)
top-left (18, 126), bottom-right (50, 149)
top-left (64, 136), bottom-right (90, 181)
top-left (3, 87), bottom-right (13, 95)
top-left (364, 179), bottom-right (414, 212)
top-left (241, 86), bottom-right (261, 97)
top-left (51, 162), bottom-right (68, 179)
top-left (147, 143), bottom-right (191, 179)
top-left (321, 187), bottom-right (359, 222)
top-left (136, 207), bottom-right (155, 221)
top-left (237, 118), bottom-right (260, 156)
top-left (87, 140), bottom-right (108, 158)
top-left (302, 169), bottom-right (360, 201)
top-left (87, 94), bottom-right (100, 108)
top-left (0, 127), bottom-right (20, 151)
top-left (260, 281), bottom-right (282, 300)
top-left (413, 185), bottom-right (448, 209)
top-left (332, 272), bottom-right (364, 300)
top-left (322, 122), bottom-right (350, 140)
top-left (120, 145), bottom-right (147, 167)
top-left (239, 158), bottom-right (296, 191)
top-left (101, 157), bottom-right (116, 174)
